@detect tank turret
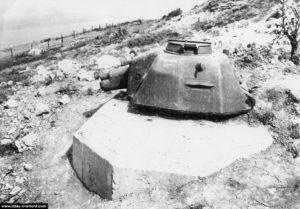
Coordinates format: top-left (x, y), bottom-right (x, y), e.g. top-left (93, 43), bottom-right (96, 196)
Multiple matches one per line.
top-left (100, 40), bottom-right (255, 116)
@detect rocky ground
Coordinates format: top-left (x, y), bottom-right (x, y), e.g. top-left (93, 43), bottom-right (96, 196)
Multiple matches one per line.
top-left (0, 0), bottom-right (300, 208)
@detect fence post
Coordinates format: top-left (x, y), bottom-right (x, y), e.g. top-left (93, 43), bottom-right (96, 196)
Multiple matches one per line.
top-left (47, 39), bottom-right (50, 49)
top-left (73, 30), bottom-right (76, 38)
top-left (61, 34), bottom-right (64, 47)
top-left (10, 48), bottom-right (13, 58)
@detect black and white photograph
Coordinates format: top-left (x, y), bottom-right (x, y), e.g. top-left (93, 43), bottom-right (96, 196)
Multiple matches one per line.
top-left (0, 0), bottom-right (300, 208)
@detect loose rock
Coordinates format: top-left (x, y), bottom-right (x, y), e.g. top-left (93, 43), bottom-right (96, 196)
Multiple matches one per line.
top-left (5, 184), bottom-right (13, 190)
top-left (7, 127), bottom-right (17, 135)
top-left (15, 141), bottom-right (27, 153)
top-left (21, 133), bottom-right (37, 147)
top-left (15, 133), bottom-right (37, 152)
top-left (35, 103), bottom-right (50, 116)
top-left (1, 139), bottom-right (13, 145)
top-left (8, 189), bottom-right (26, 203)
top-left (16, 176), bottom-right (25, 184)
top-left (96, 55), bottom-right (121, 69)
top-left (23, 110), bottom-right (31, 120)
top-left (37, 87), bottom-right (47, 96)
top-left (7, 165), bottom-right (13, 171)
top-left (23, 163), bottom-right (33, 171)
top-left (32, 65), bottom-right (54, 85)
top-left (28, 48), bottom-right (42, 56)
top-left (4, 99), bottom-right (18, 108)
top-left (59, 95), bottom-right (71, 105)
top-left (10, 186), bottom-right (21, 196)
top-left (57, 59), bottom-right (80, 77)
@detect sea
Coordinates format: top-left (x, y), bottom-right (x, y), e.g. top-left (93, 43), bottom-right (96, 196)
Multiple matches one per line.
top-left (0, 0), bottom-right (206, 50)
top-left (0, 19), bottom-right (103, 50)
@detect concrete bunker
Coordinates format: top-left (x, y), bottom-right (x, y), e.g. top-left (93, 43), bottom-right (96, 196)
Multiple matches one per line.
top-left (71, 40), bottom-right (272, 200)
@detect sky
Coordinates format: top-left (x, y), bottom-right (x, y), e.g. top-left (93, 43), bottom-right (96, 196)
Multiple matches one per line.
top-left (0, 0), bottom-right (205, 48)
top-left (0, 0), bottom-right (203, 27)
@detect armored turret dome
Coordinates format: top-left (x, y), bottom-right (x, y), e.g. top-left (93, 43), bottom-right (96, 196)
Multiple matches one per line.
top-left (100, 39), bottom-right (255, 116)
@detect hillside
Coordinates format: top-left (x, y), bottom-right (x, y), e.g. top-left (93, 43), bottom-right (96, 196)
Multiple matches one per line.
top-left (0, 0), bottom-right (300, 208)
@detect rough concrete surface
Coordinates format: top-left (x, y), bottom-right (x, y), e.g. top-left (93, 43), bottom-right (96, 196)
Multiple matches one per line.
top-left (72, 99), bottom-right (273, 200)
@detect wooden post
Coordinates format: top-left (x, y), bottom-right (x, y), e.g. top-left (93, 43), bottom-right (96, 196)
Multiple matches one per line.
top-left (73, 30), bottom-right (76, 38)
top-left (99, 24), bottom-right (101, 30)
top-left (10, 48), bottom-right (13, 58)
top-left (118, 25), bottom-right (121, 35)
top-left (91, 26), bottom-right (93, 31)
top-left (42, 38), bottom-right (50, 49)
top-left (61, 34), bottom-right (64, 46)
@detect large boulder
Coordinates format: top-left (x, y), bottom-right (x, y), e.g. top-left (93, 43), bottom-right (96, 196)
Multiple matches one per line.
top-left (4, 99), bottom-right (18, 108)
top-left (1, 139), bottom-right (12, 145)
top-left (32, 65), bottom-right (54, 85)
top-left (95, 55), bottom-right (121, 70)
top-left (15, 133), bottom-right (38, 152)
top-left (57, 59), bottom-right (80, 77)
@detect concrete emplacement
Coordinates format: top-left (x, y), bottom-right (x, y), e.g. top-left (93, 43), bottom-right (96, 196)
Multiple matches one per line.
top-left (72, 98), bottom-right (273, 200)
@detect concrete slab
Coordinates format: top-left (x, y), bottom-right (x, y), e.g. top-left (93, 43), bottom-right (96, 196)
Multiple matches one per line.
top-left (72, 99), bottom-right (273, 200)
